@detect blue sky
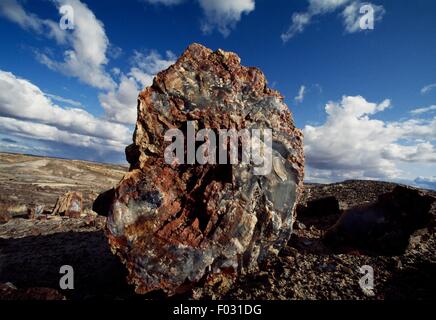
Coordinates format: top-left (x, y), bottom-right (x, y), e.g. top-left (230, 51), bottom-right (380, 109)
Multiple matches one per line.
top-left (0, 0), bottom-right (435, 189)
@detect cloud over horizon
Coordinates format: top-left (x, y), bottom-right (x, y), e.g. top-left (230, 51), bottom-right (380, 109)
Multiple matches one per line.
top-left (1, 0), bottom-right (175, 126)
top-left (0, 0), bottom-right (434, 188)
top-left (0, 69), bottom-right (131, 161)
top-left (304, 95), bottom-right (436, 185)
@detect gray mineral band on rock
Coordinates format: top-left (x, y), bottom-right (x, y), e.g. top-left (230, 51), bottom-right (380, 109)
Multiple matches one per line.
top-left (97, 43), bottom-right (305, 295)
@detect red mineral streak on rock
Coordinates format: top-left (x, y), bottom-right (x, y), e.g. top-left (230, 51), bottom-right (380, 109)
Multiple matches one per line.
top-left (96, 43), bottom-right (305, 295)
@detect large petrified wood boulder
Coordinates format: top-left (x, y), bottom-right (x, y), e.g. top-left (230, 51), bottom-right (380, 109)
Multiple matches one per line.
top-left (97, 43), bottom-right (304, 295)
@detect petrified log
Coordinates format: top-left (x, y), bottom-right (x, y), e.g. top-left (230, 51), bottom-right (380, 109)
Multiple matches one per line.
top-left (52, 191), bottom-right (83, 218)
top-left (98, 43), bottom-right (304, 295)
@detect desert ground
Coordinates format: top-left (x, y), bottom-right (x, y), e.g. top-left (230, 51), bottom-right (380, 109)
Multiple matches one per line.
top-left (0, 152), bottom-right (435, 300)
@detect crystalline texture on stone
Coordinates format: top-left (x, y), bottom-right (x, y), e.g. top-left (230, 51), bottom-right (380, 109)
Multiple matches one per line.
top-left (97, 43), bottom-right (305, 295)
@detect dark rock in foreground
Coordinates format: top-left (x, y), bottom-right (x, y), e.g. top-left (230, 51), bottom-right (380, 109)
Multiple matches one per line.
top-left (97, 43), bottom-right (305, 295)
top-left (225, 181), bottom-right (436, 300)
top-left (92, 188), bottom-right (115, 217)
top-left (324, 185), bottom-right (435, 254)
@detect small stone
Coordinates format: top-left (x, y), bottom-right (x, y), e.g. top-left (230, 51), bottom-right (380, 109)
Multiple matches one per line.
top-left (318, 263), bottom-right (336, 272)
top-left (341, 266), bottom-right (353, 274)
top-left (396, 259), bottom-right (403, 270)
top-left (361, 287), bottom-right (375, 297)
top-left (302, 239), bottom-right (312, 246)
top-left (281, 246), bottom-right (298, 257)
top-left (294, 221), bottom-right (306, 230)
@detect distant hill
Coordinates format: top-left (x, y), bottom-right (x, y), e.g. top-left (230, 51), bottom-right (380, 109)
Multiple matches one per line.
top-left (0, 152), bottom-right (127, 213)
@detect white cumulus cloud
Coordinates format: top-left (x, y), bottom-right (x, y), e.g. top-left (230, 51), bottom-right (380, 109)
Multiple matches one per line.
top-left (0, 70), bottom-right (131, 153)
top-left (99, 50), bottom-right (176, 125)
top-left (0, 0), bottom-right (66, 43)
top-left (304, 95), bottom-right (436, 182)
top-left (141, 0), bottom-right (255, 36)
top-left (36, 0), bottom-right (116, 90)
top-left (44, 93), bottom-right (83, 108)
top-left (198, 0), bottom-right (255, 36)
top-left (1, 0), bottom-right (116, 91)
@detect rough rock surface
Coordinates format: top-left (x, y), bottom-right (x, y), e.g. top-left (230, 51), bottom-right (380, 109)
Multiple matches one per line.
top-left (98, 43), bottom-right (305, 295)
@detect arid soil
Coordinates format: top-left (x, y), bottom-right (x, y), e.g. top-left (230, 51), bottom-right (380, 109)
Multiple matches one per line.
top-left (220, 181), bottom-right (436, 300)
top-left (0, 153), bottom-right (435, 300)
top-left (0, 152), bottom-right (126, 218)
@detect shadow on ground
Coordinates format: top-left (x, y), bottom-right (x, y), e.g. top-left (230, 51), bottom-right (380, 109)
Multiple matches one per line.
top-left (382, 262), bottom-right (436, 300)
top-left (0, 231), bottom-right (138, 300)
